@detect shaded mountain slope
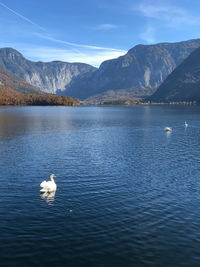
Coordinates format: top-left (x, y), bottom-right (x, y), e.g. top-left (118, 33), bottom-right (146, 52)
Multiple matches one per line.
top-left (149, 46), bottom-right (200, 102)
top-left (0, 67), bottom-right (41, 94)
top-left (0, 67), bottom-right (77, 106)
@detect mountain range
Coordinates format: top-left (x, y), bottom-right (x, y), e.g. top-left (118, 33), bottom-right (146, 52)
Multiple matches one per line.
top-left (0, 48), bottom-right (96, 94)
top-left (1, 38), bottom-right (200, 103)
top-left (66, 39), bottom-right (200, 101)
top-left (149, 46), bottom-right (200, 102)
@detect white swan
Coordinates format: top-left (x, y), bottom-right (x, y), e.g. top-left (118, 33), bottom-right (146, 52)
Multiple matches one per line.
top-left (185, 121), bottom-right (188, 127)
top-left (165, 127), bottom-right (172, 132)
top-left (40, 174), bottom-right (57, 193)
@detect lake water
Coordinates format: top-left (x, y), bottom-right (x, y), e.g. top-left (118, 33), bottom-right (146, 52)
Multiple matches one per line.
top-left (1, 105), bottom-right (200, 266)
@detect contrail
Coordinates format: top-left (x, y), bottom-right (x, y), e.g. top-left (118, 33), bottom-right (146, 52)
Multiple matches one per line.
top-left (35, 33), bottom-right (126, 52)
top-left (0, 1), bottom-right (126, 53)
top-left (0, 1), bottom-right (45, 30)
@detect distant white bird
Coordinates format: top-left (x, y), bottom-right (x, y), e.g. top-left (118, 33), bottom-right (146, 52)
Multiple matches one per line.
top-left (40, 174), bottom-right (57, 193)
top-left (185, 121), bottom-right (188, 127)
top-left (165, 127), bottom-right (172, 132)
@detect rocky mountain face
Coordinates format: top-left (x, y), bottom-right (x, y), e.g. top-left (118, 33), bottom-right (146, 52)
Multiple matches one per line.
top-left (0, 67), bottom-right (77, 106)
top-left (0, 67), bottom-right (41, 94)
top-left (0, 48), bottom-right (96, 94)
top-left (148, 47), bottom-right (200, 102)
top-left (65, 39), bottom-right (200, 101)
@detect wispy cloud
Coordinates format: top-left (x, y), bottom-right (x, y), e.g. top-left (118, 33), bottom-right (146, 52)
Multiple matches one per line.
top-left (0, 1), bottom-right (45, 30)
top-left (94, 24), bottom-right (118, 30)
top-left (0, 42), bottom-right (126, 67)
top-left (134, 2), bottom-right (200, 27)
top-left (140, 25), bottom-right (155, 43)
top-left (133, 1), bottom-right (200, 44)
top-left (28, 47), bottom-right (125, 67)
top-left (19, 45), bottom-right (125, 67)
top-left (33, 33), bottom-right (126, 66)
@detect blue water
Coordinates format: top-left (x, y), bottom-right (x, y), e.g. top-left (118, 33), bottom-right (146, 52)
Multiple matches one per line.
top-left (1, 105), bottom-right (200, 266)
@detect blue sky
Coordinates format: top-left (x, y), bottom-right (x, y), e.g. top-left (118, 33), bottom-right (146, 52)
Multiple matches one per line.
top-left (0, 0), bottom-right (200, 67)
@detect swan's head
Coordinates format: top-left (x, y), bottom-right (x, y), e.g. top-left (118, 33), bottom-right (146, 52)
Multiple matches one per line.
top-left (50, 174), bottom-right (56, 179)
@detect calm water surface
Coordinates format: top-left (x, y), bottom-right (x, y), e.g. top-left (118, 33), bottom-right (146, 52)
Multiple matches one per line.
top-left (1, 105), bottom-right (200, 266)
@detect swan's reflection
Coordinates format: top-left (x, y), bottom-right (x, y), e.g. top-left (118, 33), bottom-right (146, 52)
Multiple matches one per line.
top-left (40, 191), bottom-right (56, 205)
top-left (166, 131), bottom-right (172, 137)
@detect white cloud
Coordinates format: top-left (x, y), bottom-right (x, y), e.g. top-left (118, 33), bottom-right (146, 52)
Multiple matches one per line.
top-left (32, 33), bottom-right (126, 66)
top-left (0, 42), bottom-right (126, 67)
top-left (24, 47), bottom-right (126, 67)
top-left (140, 25), bottom-right (155, 43)
top-left (134, 2), bottom-right (200, 27)
top-left (94, 24), bottom-right (118, 30)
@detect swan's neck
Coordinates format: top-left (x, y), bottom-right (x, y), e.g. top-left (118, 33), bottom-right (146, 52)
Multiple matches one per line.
top-left (50, 176), bottom-right (55, 183)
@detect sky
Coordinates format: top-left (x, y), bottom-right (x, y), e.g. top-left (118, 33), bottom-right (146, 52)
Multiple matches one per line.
top-left (0, 0), bottom-right (200, 67)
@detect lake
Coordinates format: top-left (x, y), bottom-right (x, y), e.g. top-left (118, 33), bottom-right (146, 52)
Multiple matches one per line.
top-left (1, 105), bottom-right (200, 266)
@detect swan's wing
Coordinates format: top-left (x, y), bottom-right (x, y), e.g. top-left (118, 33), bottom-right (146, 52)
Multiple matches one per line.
top-left (40, 180), bottom-right (47, 188)
top-left (40, 188), bottom-right (48, 192)
top-left (40, 181), bottom-right (56, 192)
top-left (41, 181), bottom-right (53, 190)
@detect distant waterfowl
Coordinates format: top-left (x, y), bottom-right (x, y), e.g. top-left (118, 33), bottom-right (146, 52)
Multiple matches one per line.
top-left (165, 127), bottom-right (172, 132)
top-left (185, 121), bottom-right (188, 127)
top-left (40, 174), bottom-right (57, 193)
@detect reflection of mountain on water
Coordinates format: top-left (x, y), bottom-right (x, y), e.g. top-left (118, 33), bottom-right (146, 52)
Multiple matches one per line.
top-left (0, 106), bottom-right (74, 141)
top-left (40, 191), bottom-right (56, 205)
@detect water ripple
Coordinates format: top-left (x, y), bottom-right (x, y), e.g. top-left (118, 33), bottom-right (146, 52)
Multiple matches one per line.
top-left (1, 106), bottom-right (200, 266)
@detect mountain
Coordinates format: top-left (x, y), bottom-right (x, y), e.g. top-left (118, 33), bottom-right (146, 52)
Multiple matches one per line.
top-left (65, 39), bottom-right (200, 101)
top-left (0, 67), bottom-right (77, 106)
top-left (148, 47), bottom-right (200, 102)
top-left (1, 39), bottom-right (200, 102)
top-left (0, 48), bottom-right (96, 94)
top-left (0, 67), bottom-right (41, 94)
